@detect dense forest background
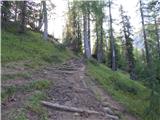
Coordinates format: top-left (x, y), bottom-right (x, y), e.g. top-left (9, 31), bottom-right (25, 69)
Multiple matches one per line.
top-left (1, 0), bottom-right (160, 120)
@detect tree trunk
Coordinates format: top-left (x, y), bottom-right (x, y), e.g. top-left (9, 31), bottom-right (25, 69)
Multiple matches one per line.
top-left (109, 0), bottom-right (116, 71)
top-left (87, 9), bottom-right (91, 56)
top-left (38, 2), bottom-right (43, 31)
top-left (77, 16), bottom-right (82, 53)
top-left (120, 6), bottom-right (136, 80)
top-left (19, 1), bottom-right (26, 33)
top-left (96, 21), bottom-right (99, 60)
top-left (83, 13), bottom-right (91, 58)
top-left (139, 0), bottom-right (151, 66)
top-left (125, 37), bottom-right (136, 80)
top-left (154, 17), bottom-right (160, 59)
top-left (42, 1), bottom-right (48, 40)
top-left (14, 2), bottom-right (17, 22)
top-left (98, 20), bottom-right (103, 63)
top-left (72, 10), bottom-right (77, 51)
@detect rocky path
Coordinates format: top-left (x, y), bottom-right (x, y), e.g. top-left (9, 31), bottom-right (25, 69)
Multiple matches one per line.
top-left (2, 59), bottom-right (138, 120)
top-left (41, 59), bottom-right (136, 120)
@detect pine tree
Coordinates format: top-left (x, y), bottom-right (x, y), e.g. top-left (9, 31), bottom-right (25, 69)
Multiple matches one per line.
top-left (147, 0), bottom-right (160, 59)
top-left (1, 1), bottom-right (12, 23)
top-left (63, 1), bottom-right (82, 53)
top-left (144, 1), bottom-right (160, 119)
top-left (139, 0), bottom-right (151, 66)
top-left (81, 1), bottom-right (91, 58)
top-left (119, 5), bottom-right (136, 80)
top-left (91, 1), bottom-right (105, 62)
top-left (108, 0), bottom-right (116, 71)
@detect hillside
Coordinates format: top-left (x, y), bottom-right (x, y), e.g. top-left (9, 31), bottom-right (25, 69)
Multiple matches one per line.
top-left (1, 25), bottom-right (74, 66)
top-left (1, 28), bottom-right (150, 120)
top-left (87, 61), bottom-right (150, 119)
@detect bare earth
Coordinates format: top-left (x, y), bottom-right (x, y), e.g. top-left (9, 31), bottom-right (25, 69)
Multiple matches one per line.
top-left (2, 59), bottom-right (138, 120)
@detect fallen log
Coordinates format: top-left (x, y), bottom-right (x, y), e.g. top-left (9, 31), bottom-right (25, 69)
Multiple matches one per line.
top-left (106, 114), bottom-right (119, 120)
top-left (74, 88), bottom-right (88, 93)
top-left (41, 101), bottom-right (103, 115)
top-left (52, 70), bottom-right (76, 74)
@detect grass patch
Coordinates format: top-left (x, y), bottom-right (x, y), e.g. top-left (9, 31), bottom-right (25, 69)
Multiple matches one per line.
top-left (31, 80), bottom-right (51, 90)
top-left (86, 60), bottom-right (150, 119)
top-left (3, 91), bottom-right (48, 120)
top-left (25, 91), bottom-right (48, 120)
top-left (14, 109), bottom-right (28, 120)
top-left (4, 108), bottom-right (28, 120)
top-left (1, 85), bottom-right (16, 102)
top-left (1, 80), bottom-right (52, 102)
top-left (1, 72), bottom-right (31, 81)
top-left (1, 27), bottom-right (74, 66)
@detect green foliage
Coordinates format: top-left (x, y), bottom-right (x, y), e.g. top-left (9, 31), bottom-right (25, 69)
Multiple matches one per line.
top-left (144, 60), bottom-right (160, 120)
top-left (145, 89), bottom-right (160, 120)
top-left (63, 1), bottom-right (83, 53)
top-left (86, 61), bottom-right (150, 119)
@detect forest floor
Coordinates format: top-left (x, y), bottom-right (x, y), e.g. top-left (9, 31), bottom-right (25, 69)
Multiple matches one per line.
top-left (1, 58), bottom-right (138, 120)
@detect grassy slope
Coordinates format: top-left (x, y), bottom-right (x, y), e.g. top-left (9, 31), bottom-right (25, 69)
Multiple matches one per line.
top-left (1, 27), bottom-right (74, 66)
top-left (86, 60), bottom-right (150, 119)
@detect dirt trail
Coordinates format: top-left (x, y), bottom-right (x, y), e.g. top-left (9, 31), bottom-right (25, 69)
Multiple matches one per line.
top-left (43, 59), bottom-right (138, 120)
top-left (2, 59), bottom-right (138, 120)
